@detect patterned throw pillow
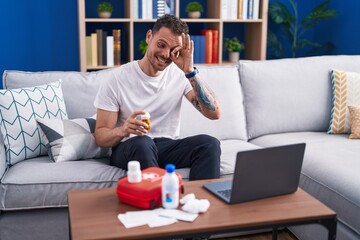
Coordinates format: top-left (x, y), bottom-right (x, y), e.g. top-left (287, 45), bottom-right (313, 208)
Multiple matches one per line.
top-left (328, 69), bottom-right (360, 134)
top-left (36, 117), bottom-right (110, 162)
top-left (348, 106), bottom-right (360, 139)
top-left (0, 80), bottom-right (68, 166)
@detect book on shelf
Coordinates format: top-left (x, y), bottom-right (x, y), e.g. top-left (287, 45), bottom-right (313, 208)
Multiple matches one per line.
top-left (220, 0), bottom-right (229, 19)
top-left (139, 0), bottom-right (153, 19)
top-left (199, 36), bottom-right (205, 64)
top-left (242, 0), bottom-right (248, 19)
top-left (106, 36), bottom-right (114, 67)
top-left (226, 0), bottom-right (261, 20)
top-left (96, 29), bottom-right (103, 66)
top-left (201, 30), bottom-right (213, 64)
top-left (113, 29), bottom-right (121, 66)
top-left (133, 0), bottom-right (138, 19)
top-left (248, 0), bottom-right (254, 19)
top-left (211, 30), bottom-right (219, 64)
top-left (191, 36), bottom-right (202, 64)
top-left (191, 36), bottom-right (198, 63)
top-left (86, 29), bottom-right (119, 68)
top-left (86, 36), bottom-right (92, 66)
top-left (164, 0), bottom-right (175, 16)
top-left (239, 0), bottom-right (260, 20)
top-left (221, 0), bottom-right (238, 20)
top-left (136, 0), bottom-right (173, 19)
top-left (229, 0), bottom-right (239, 20)
top-left (137, 0), bottom-right (141, 18)
top-left (102, 31), bottom-right (108, 66)
top-left (253, 0), bottom-right (260, 19)
top-left (191, 30), bottom-right (219, 64)
top-left (146, 0), bottom-right (153, 19)
top-left (91, 33), bottom-right (98, 66)
top-left (238, 0), bottom-right (244, 19)
top-left (154, 0), bottom-right (165, 18)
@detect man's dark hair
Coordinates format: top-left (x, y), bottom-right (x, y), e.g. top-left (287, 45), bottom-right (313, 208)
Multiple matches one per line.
top-left (152, 14), bottom-right (189, 35)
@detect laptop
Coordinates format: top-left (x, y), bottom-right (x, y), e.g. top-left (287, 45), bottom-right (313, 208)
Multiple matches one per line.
top-left (203, 143), bottom-right (306, 204)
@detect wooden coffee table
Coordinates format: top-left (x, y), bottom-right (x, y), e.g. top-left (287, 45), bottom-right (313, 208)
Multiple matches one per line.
top-left (68, 179), bottom-right (336, 240)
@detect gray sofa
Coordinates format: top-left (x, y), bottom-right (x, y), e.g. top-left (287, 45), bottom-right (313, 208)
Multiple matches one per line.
top-left (0, 55), bottom-right (359, 240)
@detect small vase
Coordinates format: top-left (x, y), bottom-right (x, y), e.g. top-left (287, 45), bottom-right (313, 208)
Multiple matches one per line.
top-left (188, 11), bottom-right (201, 18)
top-left (229, 52), bottom-right (240, 63)
top-left (98, 12), bottom-right (112, 18)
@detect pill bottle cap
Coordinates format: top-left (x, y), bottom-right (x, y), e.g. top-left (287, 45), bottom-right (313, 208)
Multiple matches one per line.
top-left (140, 112), bottom-right (150, 119)
top-left (128, 161), bottom-right (141, 172)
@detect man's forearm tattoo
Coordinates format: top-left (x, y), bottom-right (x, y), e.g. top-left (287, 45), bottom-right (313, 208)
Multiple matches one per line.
top-left (190, 75), bottom-right (216, 111)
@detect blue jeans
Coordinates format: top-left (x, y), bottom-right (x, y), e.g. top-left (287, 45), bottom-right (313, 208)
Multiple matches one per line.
top-left (110, 134), bottom-right (221, 180)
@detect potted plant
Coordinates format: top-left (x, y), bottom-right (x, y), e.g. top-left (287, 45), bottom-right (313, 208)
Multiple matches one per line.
top-left (97, 1), bottom-right (113, 18)
top-left (185, 1), bottom-right (203, 18)
top-left (224, 37), bottom-right (245, 62)
top-left (139, 39), bottom-right (148, 55)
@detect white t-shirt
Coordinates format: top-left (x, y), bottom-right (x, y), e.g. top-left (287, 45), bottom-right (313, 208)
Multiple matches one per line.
top-left (94, 61), bottom-right (193, 140)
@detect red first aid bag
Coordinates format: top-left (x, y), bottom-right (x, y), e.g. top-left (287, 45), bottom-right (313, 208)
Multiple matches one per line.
top-left (116, 167), bottom-right (184, 209)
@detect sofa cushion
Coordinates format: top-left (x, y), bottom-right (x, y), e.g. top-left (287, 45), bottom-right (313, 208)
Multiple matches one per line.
top-left (36, 117), bottom-right (110, 162)
top-left (349, 105), bottom-right (360, 139)
top-left (2, 68), bottom-right (117, 119)
top-left (240, 55), bottom-right (360, 140)
top-left (0, 157), bottom-right (126, 210)
top-left (180, 65), bottom-right (248, 141)
top-left (218, 139), bottom-right (261, 176)
top-left (250, 132), bottom-right (360, 236)
top-left (328, 69), bottom-right (360, 134)
top-left (176, 140), bottom-right (260, 180)
top-left (0, 80), bottom-right (68, 166)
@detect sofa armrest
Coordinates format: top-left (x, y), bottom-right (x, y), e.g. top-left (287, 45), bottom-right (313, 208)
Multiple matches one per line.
top-left (0, 134), bottom-right (6, 182)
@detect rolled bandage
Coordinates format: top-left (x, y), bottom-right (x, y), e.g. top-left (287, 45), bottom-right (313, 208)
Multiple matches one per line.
top-left (182, 198), bottom-right (210, 214)
top-left (180, 193), bottom-right (196, 205)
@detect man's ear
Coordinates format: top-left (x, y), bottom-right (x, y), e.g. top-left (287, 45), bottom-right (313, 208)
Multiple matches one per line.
top-left (146, 30), bottom-right (152, 44)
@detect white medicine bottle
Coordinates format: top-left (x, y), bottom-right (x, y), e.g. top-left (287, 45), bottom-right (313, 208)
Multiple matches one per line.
top-left (127, 161), bottom-right (142, 183)
top-left (162, 164), bottom-right (179, 209)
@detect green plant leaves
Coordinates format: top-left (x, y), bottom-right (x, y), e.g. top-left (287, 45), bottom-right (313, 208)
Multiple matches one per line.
top-left (267, 0), bottom-right (337, 58)
top-left (139, 40), bottom-right (148, 55)
top-left (269, 0), bottom-right (294, 25)
top-left (224, 37), bottom-right (245, 52)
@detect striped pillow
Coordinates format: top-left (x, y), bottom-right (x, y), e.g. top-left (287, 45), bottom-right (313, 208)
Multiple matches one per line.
top-left (328, 69), bottom-right (360, 134)
top-left (348, 106), bottom-right (360, 139)
top-left (36, 116), bottom-right (110, 162)
top-left (0, 80), bottom-right (68, 166)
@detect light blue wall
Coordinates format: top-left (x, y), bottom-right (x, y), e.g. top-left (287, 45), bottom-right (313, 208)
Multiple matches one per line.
top-left (0, 0), bottom-right (359, 89)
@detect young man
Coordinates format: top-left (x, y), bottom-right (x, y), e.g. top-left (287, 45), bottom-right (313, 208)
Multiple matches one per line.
top-left (94, 14), bottom-right (221, 180)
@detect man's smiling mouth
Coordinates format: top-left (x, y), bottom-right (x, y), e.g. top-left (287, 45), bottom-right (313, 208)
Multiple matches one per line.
top-left (157, 56), bottom-right (169, 64)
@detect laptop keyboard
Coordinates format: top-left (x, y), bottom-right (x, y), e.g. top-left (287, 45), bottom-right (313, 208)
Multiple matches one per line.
top-left (217, 189), bottom-right (231, 199)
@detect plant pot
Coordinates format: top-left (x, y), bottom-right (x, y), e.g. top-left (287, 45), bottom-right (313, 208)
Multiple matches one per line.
top-left (98, 12), bottom-right (112, 18)
top-left (228, 51), bottom-right (240, 63)
top-left (188, 11), bottom-right (201, 18)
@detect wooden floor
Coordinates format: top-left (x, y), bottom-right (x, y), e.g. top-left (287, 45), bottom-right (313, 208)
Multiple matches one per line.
top-left (215, 229), bottom-right (298, 240)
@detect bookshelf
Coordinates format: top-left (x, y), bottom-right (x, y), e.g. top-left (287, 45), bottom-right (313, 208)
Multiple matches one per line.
top-left (78, 0), bottom-right (268, 72)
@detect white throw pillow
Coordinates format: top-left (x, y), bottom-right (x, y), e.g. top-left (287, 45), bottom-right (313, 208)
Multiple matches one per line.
top-left (36, 116), bottom-right (110, 162)
top-left (0, 80), bottom-right (68, 166)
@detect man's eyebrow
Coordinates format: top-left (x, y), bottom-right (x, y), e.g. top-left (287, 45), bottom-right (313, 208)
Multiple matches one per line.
top-left (157, 38), bottom-right (180, 50)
